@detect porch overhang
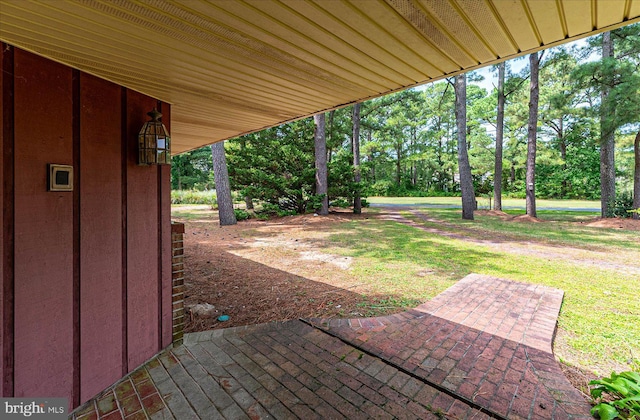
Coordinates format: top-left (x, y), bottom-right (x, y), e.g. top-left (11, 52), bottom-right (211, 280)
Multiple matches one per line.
top-left (1, 0), bottom-right (638, 154)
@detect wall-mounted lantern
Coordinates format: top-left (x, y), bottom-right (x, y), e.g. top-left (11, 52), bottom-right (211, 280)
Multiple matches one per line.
top-left (138, 108), bottom-right (171, 165)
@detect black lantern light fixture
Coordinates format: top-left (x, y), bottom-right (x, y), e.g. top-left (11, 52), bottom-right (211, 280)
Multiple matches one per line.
top-left (138, 108), bottom-right (171, 165)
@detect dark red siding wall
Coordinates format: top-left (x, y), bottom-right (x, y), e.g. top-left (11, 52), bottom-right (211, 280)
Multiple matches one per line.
top-left (126, 91), bottom-right (159, 370)
top-left (0, 38), bottom-right (5, 397)
top-left (79, 74), bottom-right (124, 402)
top-left (1, 45), bottom-right (172, 409)
top-left (14, 50), bottom-right (75, 400)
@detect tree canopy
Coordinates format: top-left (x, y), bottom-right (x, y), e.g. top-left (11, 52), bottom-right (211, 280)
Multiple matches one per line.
top-left (172, 23), bottom-right (640, 217)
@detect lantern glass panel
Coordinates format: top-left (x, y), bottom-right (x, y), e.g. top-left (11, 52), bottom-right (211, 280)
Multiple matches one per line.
top-left (137, 108), bottom-right (171, 165)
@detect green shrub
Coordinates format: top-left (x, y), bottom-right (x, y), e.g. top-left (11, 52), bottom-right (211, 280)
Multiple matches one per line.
top-left (234, 209), bottom-right (250, 221)
top-left (307, 193), bottom-right (326, 212)
top-left (171, 190), bottom-right (217, 206)
top-left (423, 189), bottom-right (459, 198)
top-left (367, 180), bottom-right (394, 196)
top-left (331, 198), bottom-right (351, 208)
top-left (257, 202), bottom-right (296, 218)
top-left (366, 181), bottom-right (460, 198)
top-left (258, 202), bottom-right (281, 216)
top-left (606, 192), bottom-right (634, 218)
top-left (590, 371), bottom-right (640, 419)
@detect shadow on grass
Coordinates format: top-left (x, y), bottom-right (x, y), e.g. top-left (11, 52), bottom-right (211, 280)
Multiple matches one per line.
top-left (325, 219), bottom-right (523, 279)
top-left (183, 243), bottom-right (425, 333)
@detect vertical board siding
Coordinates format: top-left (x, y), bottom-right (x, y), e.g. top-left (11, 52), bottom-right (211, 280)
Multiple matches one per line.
top-left (125, 91), bottom-right (159, 370)
top-left (1, 43), bottom-right (15, 398)
top-left (13, 50), bottom-right (74, 400)
top-left (120, 87), bottom-right (128, 377)
top-left (79, 74), bottom-right (124, 403)
top-left (1, 46), bottom-right (172, 406)
top-left (0, 42), bottom-right (6, 396)
top-left (72, 69), bottom-right (81, 409)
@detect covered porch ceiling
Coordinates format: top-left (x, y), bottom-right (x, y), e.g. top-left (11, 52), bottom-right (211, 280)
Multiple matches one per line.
top-left (1, 0), bottom-right (639, 154)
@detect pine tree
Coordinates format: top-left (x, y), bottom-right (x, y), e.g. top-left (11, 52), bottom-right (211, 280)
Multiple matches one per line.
top-left (211, 141), bottom-right (237, 226)
top-left (314, 113), bottom-right (329, 215)
top-left (526, 52), bottom-right (541, 218)
top-left (455, 74), bottom-right (475, 220)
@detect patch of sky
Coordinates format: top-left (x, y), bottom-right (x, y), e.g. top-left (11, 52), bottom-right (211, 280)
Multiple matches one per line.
top-left (414, 37), bottom-right (593, 95)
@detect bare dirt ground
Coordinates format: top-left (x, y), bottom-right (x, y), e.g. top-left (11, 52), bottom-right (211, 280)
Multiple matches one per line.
top-left (179, 209), bottom-right (384, 332)
top-left (584, 217), bottom-right (640, 230)
top-left (172, 205), bottom-right (640, 397)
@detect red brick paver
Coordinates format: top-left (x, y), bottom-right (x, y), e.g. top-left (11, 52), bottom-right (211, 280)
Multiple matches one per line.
top-left (307, 274), bottom-right (592, 419)
top-left (70, 274), bottom-right (590, 419)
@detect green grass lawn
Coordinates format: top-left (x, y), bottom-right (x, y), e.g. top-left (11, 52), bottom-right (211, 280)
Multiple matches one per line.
top-left (321, 207), bottom-right (639, 375)
top-left (418, 208), bottom-right (640, 251)
top-left (171, 204), bottom-right (218, 221)
top-left (368, 195), bottom-right (602, 210)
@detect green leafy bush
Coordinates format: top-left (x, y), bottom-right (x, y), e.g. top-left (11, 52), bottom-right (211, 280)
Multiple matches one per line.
top-left (366, 181), bottom-right (460, 198)
top-left (307, 193), bottom-right (326, 212)
top-left (171, 190), bottom-right (217, 207)
top-left (258, 202), bottom-right (297, 218)
top-left (331, 198), bottom-right (351, 208)
top-left (227, 120), bottom-right (331, 215)
top-left (606, 192), bottom-right (635, 218)
top-left (367, 180), bottom-right (395, 196)
top-left (234, 209), bottom-right (250, 221)
top-left (590, 371), bottom-right (640, 420)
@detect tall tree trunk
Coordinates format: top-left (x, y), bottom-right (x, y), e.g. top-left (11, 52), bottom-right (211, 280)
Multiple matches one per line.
top-left (411, 128), bottom-right (417, 187)
top-left (412, 164), bottom-right (417, 187)
top-left (526, 52), bottom-right (540, 218)
top-left (352, 103), bottom-right (362, 214)
top-left (314, 113), bottom-right (329, 215)
top-left (633, 130), bottom-right (640, 220)
top-left (558, 118), bottom-right (568, 196)
top-left (396, 143), bottom-right (402, 186)
top-left (244, 195), bottom-right (254, 210)
top-left (437, 136), bottom-right (443, 190)
top-left (239, 138), bottom-right (254, 210)
top-left (455, 74), bottom-right (475, 220)
top-left (327, 110), bottom-right (335, 162)
top-left (600, 31), bottom-right (616, 217)
top-left (211, 141), bottom-right (237, 226)
top-left (368, 131), bottom-right (376, 182)
top-left (494, 61), bottom-right (505, 211)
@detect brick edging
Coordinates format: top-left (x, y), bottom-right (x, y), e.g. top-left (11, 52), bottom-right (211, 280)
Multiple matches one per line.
top-left (171, 222), bottom-right (185, 345)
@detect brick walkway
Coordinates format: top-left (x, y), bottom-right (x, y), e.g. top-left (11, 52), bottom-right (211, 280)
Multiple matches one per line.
top-left (70, 274), bottom-right (591, 419)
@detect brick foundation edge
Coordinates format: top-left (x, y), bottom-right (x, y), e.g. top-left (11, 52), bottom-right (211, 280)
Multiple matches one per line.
top-left (171, 222), bottom-right (185, 345)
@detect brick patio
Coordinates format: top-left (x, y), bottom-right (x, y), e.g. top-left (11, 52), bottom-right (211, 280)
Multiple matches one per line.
top-left (70, 274), bottom-right (591, 419)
